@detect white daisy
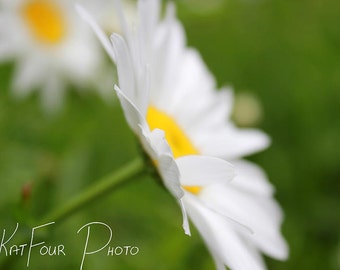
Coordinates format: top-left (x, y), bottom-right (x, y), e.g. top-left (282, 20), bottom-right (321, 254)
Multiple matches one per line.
top-left (79, 0), bottom-right (288, 269)
top-left (78, 0), bottom-right (235, 236)
top-left (111, 32), bottom-right (236, 235)
top-left (145, 7), bottom-right (289, 266)
top-left (0, 0), bottom-right (113, 111)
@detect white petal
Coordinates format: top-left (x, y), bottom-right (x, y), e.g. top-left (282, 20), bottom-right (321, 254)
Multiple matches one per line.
top-left (177, 156), bottom-right (234, 186)
top-left (139, 128), bottom-right (189, 235)
top-left (0, 40), bottom-right (16, 60)
top-left (111, 33), bottom-right (149, 114)
top-left (220, 87), bottom-right (234, 119)
top-left (138, 126), bottom-right (158, 161)
top-left (111, 34), bottom-right (136, 102)
top-left (139, 127), bottom-right (183, 200)
top-left (12, 56), bottom-right (46, 96)
top-left (139, 127), bottom-right (172, 162)
top-left (113, 0), bottom-right (132, 44)
top-left (186, 88), bottom-right (234, 130)
top-left (211, 254), bottom-right (226, 270)
top-left (184, 195), bottom-right (266, 270)
top-left (179, 199), bottom-right (191, 236)
top-left (75, 4), bottom-right (116, 62)
top-left (196, 126), bottom-right (271, 159)
top-left (201, 184), bottom-right (288, 260)
top-left (114, 85), bottom-right (146, 134)
top-left (40, 74), bottom-right (65, 113)
top-left (150, 13), bottom-right (186, 105)
top-left (137, 0), bottom-right (160, 52)
top-left (158, 153), bottom-right (184, 200)
top-left (148, 128), bottom-right (172, 156)
top-left (162, 49), bottom-right (215, 111)
top-left (233, 160), bottom-right (274, 196)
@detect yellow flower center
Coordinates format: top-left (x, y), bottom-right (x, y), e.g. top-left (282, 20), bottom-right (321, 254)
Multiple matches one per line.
top-left (21, 0), bottom-right (66, 44)
top-left (146, 106), bottom-right (202, 195)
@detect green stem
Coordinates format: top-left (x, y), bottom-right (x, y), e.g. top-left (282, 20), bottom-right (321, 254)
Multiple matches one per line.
top-left (40, 157), bottom-right (145, 224)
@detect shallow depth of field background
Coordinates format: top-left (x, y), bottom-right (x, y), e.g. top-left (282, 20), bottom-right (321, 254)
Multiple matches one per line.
top-left (0, 0), bottom-right (339, 269)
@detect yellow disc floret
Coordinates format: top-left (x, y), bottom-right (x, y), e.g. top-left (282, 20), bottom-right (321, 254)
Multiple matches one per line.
top-left (21, 0), bottom-right (66, 44)
top-left (147, 106), bottom-right (202, 194)
top-left (147, 106), bottom-right (199, 158)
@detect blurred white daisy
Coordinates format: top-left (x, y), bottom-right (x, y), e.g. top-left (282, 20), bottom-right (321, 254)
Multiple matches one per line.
top-left (79, 0), bottom-right (288, 269)
top-left (0, 0), bottom-right (114, 111)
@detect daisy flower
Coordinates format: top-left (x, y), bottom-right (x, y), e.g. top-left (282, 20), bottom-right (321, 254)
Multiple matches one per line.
top-left (0, 0), bottom-right (113, 111)
top-left (79, 0), bottom-right (288, 269)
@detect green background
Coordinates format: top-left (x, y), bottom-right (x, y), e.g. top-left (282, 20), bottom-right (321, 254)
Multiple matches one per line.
top-left (0, 0), bottom-right (339, 269)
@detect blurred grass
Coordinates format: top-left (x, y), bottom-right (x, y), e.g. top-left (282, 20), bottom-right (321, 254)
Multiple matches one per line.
top-left (0, 0), bottom-right (340, 269)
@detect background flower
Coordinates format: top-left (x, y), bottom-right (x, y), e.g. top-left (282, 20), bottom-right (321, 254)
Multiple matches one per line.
top-left (0, 0), bottom-right (116, 111)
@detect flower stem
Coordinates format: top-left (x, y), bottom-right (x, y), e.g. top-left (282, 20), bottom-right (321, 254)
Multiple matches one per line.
top-left (40, 157), bottom-right (145, 224)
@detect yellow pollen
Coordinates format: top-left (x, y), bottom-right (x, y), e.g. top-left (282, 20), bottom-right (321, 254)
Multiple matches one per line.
top-left (146, 106), bottom-right (202, 195)
top-left (183, 186), bottom-right (202, 195)
top-left (21, 0), bottom-right (66, 44)
top-left (147, 106), bottom-right (199, 158)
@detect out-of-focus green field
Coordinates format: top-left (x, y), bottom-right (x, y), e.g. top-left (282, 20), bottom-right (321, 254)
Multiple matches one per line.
top-left (0, 0), bottom-right (339, 269)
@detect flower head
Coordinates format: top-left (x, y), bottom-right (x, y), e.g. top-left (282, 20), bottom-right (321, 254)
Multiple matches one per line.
top-left (0, 0), bottom-right (113, 111)
top-left (80, 0), bottom-right (288, 269)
